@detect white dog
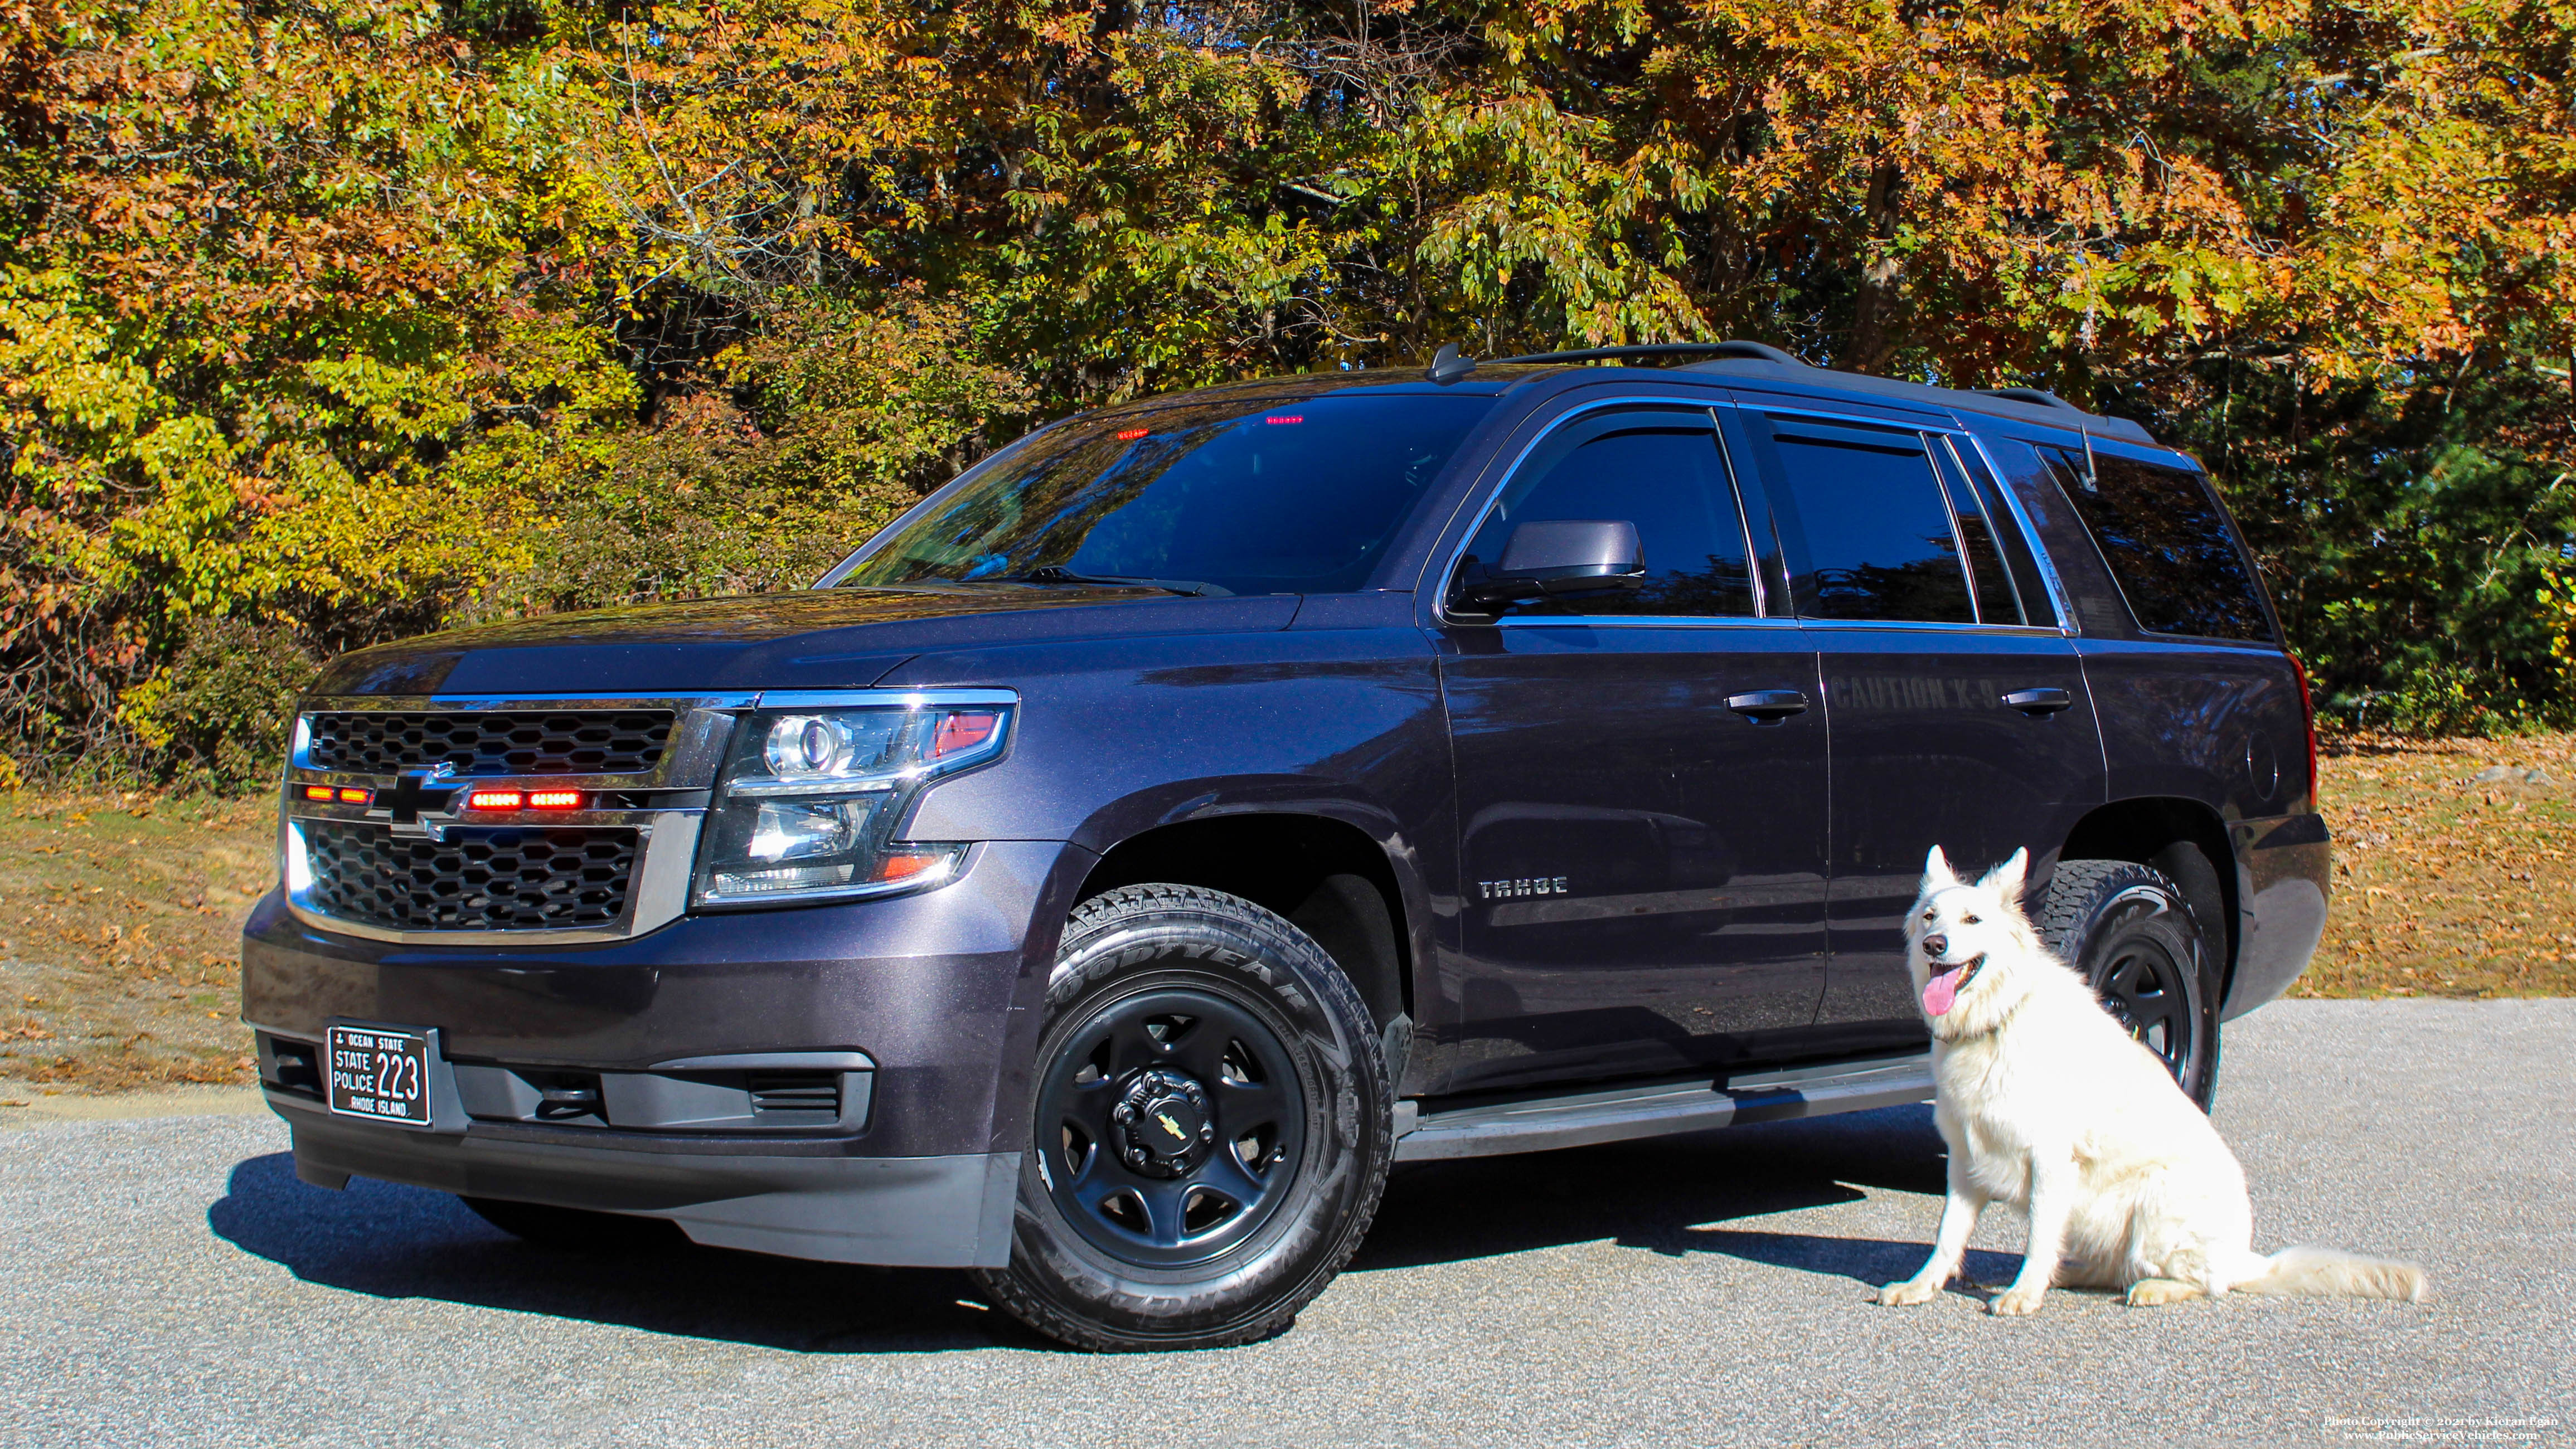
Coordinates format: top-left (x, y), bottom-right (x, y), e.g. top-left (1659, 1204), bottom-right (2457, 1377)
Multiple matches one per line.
top-left (1875, 846), bottom-right (2427, 1315)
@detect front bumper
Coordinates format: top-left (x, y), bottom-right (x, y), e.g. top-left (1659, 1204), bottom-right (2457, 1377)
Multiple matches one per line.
top-left (271, 1092), bottom-right (1021, 1267)
top-left (242, 838), bottom-right (1094, 1268)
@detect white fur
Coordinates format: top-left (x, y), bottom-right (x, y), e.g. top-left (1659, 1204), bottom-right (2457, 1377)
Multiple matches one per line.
top-left (1873, 845), bottom-right (2429, 1315)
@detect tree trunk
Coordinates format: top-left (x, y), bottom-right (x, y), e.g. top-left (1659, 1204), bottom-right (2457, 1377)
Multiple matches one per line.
top-left (1844, 160), bottom-right (1905, 375)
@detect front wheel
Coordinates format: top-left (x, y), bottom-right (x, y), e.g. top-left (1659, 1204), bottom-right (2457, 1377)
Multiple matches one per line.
top-left (970, 883), bottom-right (1394, 1351)
top-left (2036, 858), bottom-right (2223, 1109)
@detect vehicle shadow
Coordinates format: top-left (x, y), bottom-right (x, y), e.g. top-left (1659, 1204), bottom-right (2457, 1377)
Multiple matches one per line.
top-left (206, 1153), bottom-right (1014, 1354)
top-left (1352, 1103), bottom-right (2019, 1289)
top-left (207, 1104), bottom-right (1991, 1352)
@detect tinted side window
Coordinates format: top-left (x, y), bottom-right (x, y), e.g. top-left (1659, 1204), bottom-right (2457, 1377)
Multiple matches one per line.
top-left (1933, 444), bottom-right (2022, 624)
top-left (1459, 412), bottom-right (1756, 619)
top-left (2042, 450), bottom-right (2274, 640)
top-left (1765, 420), bottom-right (1975, 623)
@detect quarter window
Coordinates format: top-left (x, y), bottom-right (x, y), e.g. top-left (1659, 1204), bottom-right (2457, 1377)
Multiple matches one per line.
top-left (1456, 411), bottom-right (1758, 619)
top-left (2041, 450), bottom-right (2275, 640)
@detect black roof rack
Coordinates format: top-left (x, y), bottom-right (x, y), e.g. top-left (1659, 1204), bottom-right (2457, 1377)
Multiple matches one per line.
top-left (1487, 341), bottom-right (1801, 367)
top-left (1418, 337), bottom-right (2153, 444)
top-left (1977, 386), bottom-right (2077, 411)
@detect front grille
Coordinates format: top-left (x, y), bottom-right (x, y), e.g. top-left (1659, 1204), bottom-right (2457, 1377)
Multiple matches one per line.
top-left (303, 820), bottom-right (639, 932)
top-left (305, 710), bottom-right (674, 777)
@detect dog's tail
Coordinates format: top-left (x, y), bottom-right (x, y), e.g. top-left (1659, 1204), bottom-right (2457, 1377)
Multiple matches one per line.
top-left (2228, 1246), bottom-right (2429, 1302)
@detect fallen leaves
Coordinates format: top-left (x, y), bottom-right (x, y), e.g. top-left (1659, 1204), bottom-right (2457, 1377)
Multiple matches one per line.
top-left (0, 791), bottom-right (273, 1090)
top-left (2299, 731), bottom-right (2576, 999)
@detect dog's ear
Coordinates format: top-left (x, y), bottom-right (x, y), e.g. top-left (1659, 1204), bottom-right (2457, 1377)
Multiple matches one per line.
top-left (1923, 844), bottom-right (1959, 891)
top-left (1981, 847), bottom-right (2029, 902)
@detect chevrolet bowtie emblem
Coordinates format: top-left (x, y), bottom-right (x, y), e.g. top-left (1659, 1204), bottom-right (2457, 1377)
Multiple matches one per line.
top-left (372, 762), bottom-right (460, 838)
top-left (1156, 1111), bottom-right (1186, 1141)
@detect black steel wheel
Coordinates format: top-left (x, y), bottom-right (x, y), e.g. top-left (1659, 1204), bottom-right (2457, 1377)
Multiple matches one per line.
top-left (2037, 858), bottom-right (2223, 1108)
top-left (971, 883), bottom-right (1393, 1352)
top-left (1035, 986), bottom-right (1308, 1267)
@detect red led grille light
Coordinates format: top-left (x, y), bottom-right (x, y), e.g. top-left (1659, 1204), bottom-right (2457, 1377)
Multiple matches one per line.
top-left (465, 790), bottom-right (524, 811)
top-left (527, 790), bottom-right (584, 810)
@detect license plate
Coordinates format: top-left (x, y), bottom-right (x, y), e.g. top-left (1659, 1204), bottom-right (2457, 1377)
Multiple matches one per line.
top-left (326, 1024), bottom-right (433, 1127)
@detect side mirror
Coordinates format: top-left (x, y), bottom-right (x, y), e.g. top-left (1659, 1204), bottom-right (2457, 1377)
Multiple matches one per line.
top-left (1458, 519), bottom-right (1647, 611)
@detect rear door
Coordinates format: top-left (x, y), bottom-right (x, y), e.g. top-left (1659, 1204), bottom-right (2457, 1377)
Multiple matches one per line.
top-left (1432, 399), bottom-right (1830, 1092)
top-left (1723, 396), bottom-right (2106, 1042)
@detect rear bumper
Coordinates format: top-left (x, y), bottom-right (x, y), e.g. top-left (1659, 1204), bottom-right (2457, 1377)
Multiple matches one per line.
top-left (2223, 810), bottom-right (2331, 1019)
top-left (241, 837), bottom-right (1095, 1267)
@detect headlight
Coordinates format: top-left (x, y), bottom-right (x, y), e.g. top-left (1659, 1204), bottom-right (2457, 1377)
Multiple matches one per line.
top-left (692, 696), bottom-right (1012, 908)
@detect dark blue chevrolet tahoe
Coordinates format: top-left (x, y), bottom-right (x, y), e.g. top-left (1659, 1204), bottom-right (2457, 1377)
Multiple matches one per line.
top-left (243, 342), bottom-right (2330, 1350)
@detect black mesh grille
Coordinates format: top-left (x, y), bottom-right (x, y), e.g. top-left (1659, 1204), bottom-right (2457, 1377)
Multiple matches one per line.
top-left (303, 820), bottom-right (639, 932)
top-left (304, 711), bottom-right (673, 777)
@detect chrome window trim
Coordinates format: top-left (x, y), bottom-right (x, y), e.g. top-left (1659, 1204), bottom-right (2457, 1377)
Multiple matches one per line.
top-left (1952, 432), bottom-right (2082, 637)
top-left (1430, 395), bottom-right (1768, 629)
top-left (1490, 615), bottom-right (1802, 630)
top-left (1715, 396), bottom-right (2087, 639)
top-left (280, 687), bottom-right (1019, 945)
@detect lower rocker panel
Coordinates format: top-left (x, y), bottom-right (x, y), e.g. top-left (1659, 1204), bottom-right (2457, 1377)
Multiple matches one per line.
top-left (1393, 1051), bottom-right (1932, 1163)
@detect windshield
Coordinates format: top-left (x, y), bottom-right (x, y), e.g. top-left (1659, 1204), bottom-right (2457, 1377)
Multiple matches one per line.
top-left (836, 392), bottom-right (1497, 597)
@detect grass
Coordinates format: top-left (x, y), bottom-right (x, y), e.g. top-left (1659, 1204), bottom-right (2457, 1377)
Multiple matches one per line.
top-left (2297, 731), bottom-right (2576, 999)
top-left (0, 792), bottom-right (271, 1093)
top-left (0, 735), bottom-right (2565, 1095)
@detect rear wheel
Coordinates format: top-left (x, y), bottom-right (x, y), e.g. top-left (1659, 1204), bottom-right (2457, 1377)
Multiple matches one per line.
top-left (970, 883), bottom-right (1393, 1351)
top-left (2036, 858), bottom-right (2223, 1108)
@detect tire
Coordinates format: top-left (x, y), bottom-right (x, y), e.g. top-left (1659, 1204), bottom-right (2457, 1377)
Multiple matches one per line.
top-left (2036, 858), bottom-right (2223, 1108)
top-left (459, 1196), bottom-right (687, 1252)
top-left (970, 883), bottom-right (1394, 1351)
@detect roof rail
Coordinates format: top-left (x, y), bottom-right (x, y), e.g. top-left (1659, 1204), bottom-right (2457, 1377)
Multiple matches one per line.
top-left (1487, 341), bottom-right (1801, 367)
top-left (1422, 338), bottom-right (1804, 382)
top-left (1976, 386), bottom-right (2077, 412)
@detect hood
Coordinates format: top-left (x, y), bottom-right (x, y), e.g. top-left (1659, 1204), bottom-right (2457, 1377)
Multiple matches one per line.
top-left (311, 587), bottom-right (1304, 698)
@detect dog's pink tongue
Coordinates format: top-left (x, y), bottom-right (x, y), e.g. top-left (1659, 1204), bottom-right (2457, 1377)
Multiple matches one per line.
top-left (1923, 967), bottom-right (1962, 1017)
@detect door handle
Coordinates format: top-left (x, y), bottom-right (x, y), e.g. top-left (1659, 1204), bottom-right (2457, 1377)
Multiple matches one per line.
top-left (1725, 689), bottom-right (1810, 722)
top-left (2002, 687), bottom-right (2075, 716)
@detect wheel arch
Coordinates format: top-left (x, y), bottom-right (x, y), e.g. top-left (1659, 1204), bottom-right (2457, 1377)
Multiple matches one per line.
top-left (2058, 796), bottom-right (2242, 998)
top-left (1072, 810), bottom-right (1423, 1044)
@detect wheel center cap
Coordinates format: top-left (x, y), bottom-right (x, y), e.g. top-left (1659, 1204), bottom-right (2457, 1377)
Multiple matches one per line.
top-left (1112, 1068), bottom-right (1215, 1178)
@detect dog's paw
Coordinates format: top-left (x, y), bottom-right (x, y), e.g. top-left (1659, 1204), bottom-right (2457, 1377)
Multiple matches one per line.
top-left (1875, 1279), bottom-right (1939, 1306)
top-left (1987, 1287), bottom-right (2046, 1316)
top-left (2124, 1278), bottom-right (2204, 1307)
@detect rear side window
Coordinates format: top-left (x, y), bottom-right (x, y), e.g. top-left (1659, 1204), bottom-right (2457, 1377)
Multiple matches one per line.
top-left (1762, 419), bottom-right (1975, 624)
top-left (1457, 410), bottom-right (1757, 619)
top-left (2040, 449), bottom-right (2274, 640)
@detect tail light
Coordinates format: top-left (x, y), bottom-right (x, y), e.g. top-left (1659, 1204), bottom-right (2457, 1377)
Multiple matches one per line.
top-left (2289, 655), bottom-right (2319, 803)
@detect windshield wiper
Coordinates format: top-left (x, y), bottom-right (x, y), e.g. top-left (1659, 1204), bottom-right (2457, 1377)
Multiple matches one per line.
top-left (1007, 566), bottom-right (1231, 597)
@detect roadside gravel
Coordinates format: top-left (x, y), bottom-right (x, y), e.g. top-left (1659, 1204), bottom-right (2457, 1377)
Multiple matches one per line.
top-left (1, 999), bottom-right (2568, 1449)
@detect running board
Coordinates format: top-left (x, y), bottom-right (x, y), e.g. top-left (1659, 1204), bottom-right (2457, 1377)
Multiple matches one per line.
top-left (1393, 1051), bottom-right (1932, 1163)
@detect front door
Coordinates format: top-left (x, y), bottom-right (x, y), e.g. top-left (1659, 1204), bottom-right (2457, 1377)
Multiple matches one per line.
top-left (1728, 401), bottom-right (2107, 1042)
top-left (1434, 403), bottom-right (1831, 1094)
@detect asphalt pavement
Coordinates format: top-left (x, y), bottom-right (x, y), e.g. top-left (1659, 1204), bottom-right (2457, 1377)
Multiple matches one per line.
top-left (3, 999), bottom-right (2570, 1448)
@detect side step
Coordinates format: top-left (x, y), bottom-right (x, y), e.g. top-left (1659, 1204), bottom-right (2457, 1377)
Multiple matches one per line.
top-left (1392, 1051), bottom-right (1932, 1163)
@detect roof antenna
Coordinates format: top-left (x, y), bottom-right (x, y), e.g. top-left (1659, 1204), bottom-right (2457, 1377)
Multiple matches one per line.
top-left (1425, 342), bottom-right (1477, 384)
top-left (2080, 427), bottom-right (2102, 493)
